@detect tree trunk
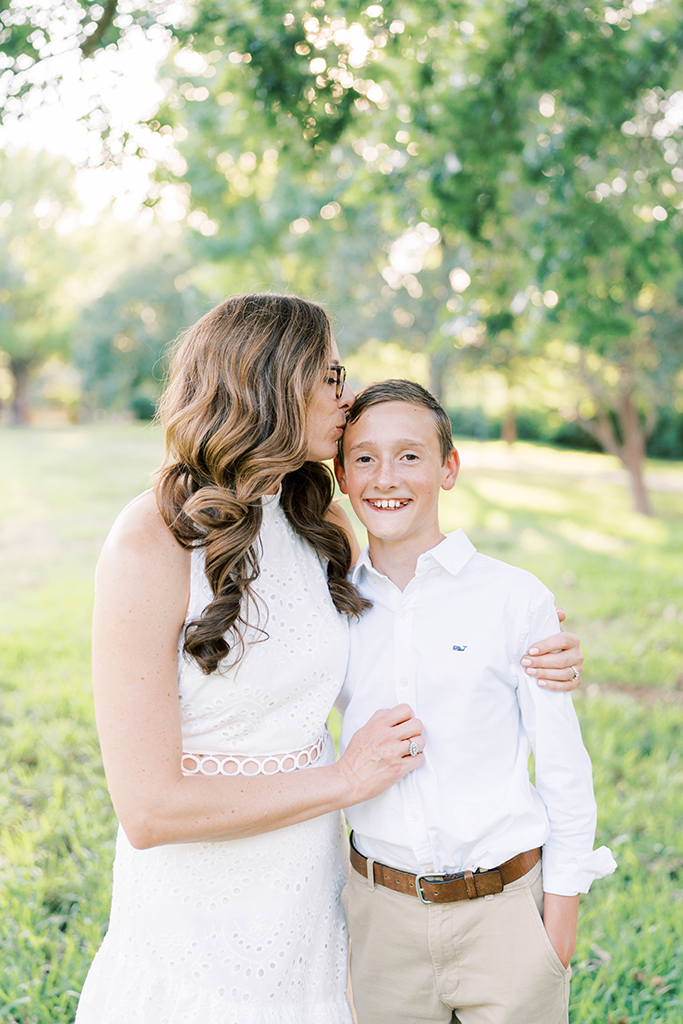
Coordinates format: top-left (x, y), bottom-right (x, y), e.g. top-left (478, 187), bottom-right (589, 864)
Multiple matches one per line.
top-left (615, 392), bottom-right (653, 516)
top-left (9, 357), bottom-right (32, 426)
top-left (501, 410), bottom-right (517, 445)
top-left (577, 395), bottom-right (654, 516)
top-left (621, 455), bottom-right (653, 516)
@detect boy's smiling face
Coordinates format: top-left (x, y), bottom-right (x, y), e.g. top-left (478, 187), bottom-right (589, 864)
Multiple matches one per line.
top-left (335, 401), bottom-right (460, 552)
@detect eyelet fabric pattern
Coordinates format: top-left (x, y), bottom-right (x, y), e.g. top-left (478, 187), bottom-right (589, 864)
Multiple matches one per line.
top-left (181, 731), bottom-right (328, 777)
top-left (75, 492), bottom-right (353, 1024)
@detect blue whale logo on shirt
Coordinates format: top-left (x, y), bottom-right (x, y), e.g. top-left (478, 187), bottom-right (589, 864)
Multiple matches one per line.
top-left (452, 645), bottom-right (468, 651)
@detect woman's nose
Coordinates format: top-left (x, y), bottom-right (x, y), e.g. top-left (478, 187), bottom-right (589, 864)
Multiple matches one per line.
top-left (339, 381), bottom-right (355, 410)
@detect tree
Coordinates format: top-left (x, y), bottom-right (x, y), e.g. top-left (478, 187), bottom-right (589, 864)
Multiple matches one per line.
top-left (0, 151), bottom-right (85, 424)
top-left (167, 0), bottom-right (683, 513)
top-left (74, 252), bottom-right (204, 414)
top-left (4, 1), bottom-right (683, 510)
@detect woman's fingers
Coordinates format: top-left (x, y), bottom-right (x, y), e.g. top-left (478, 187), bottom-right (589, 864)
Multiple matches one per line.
top-left (338, 705), bottom-right (425, 804)
top-left (390, 713), bottom-right (424, 743)
top-left (531, 668), bottom-right (582, 691)
top-left (523, 630), bottom-right (583, 663)
top-left (381, 703), bottom-right (418, 727)
top-left (365, 707), bottom-right (423, 746)
top-left (521, 630), bottom-right (583, 691)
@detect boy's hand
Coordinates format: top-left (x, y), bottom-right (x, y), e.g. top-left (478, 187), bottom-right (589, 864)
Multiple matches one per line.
top-left (521, 615), bottom-right (583, 690)
top-left (542, 893), bottom-right (579, 969)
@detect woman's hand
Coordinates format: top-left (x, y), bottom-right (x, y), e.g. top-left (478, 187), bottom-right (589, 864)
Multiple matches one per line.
top-left (334, 704), bottom-right (424, 806)
top-left (521, 611), bottom-right (583, 691)
top-left (543, 893), bottom-right (579, 969)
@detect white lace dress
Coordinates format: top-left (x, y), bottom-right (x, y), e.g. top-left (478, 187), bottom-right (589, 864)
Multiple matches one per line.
top-left (76, 491), bottom-right (353, 1024)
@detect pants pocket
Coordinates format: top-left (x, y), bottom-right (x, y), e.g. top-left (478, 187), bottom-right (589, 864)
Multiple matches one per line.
top-left (522, 883), bottom-right (572, 979)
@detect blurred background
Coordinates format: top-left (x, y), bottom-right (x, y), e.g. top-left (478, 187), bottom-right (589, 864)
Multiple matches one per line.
top-left (2, 0), bottom-right (683, 513)
top-left (1, 2), bottom-right (682, 1021)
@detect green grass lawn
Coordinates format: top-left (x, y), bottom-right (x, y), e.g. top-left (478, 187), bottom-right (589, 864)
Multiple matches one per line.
top-left (1, 424), bottom-right (682, 1022)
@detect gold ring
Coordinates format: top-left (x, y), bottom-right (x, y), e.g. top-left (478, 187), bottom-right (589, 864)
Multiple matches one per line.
top-left (571, 666), bottom-right (580, 682)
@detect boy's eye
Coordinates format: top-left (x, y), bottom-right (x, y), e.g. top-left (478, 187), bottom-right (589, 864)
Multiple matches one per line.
top-left (403, 453), bottom-right (419, 461)
top-left (356, 455), bottom-right (372, 463)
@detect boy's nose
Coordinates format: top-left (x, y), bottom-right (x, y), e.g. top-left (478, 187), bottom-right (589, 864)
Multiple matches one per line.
top-left (375, 461), bottom-right (398, 489)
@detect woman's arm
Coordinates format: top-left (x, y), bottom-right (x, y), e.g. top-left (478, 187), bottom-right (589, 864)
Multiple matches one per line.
top-left (93, 492), bottom-right (422, 850)
top-left (520, 608), bottom-right (583, 691)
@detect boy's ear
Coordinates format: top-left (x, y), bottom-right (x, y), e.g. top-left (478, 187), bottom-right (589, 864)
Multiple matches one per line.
top-left (441, 448), bottom-right (460, 492)
top-left (334, 455), bottom-right (349, 494)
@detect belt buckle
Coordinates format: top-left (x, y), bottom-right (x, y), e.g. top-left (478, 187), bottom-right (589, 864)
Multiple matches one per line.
top-left (415, 871), bottom-right (448, 905)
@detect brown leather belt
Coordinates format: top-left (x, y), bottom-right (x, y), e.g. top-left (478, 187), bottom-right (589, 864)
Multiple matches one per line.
top-left (349, 833), bottom-right (540, 905)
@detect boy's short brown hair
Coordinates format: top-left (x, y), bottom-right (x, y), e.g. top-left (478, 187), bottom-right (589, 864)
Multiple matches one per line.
top-left (339, 379), bottom-right (454, 466)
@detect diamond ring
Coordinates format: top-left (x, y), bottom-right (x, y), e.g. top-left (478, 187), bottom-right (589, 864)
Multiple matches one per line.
top-left (408, 740), bottom-right (419, 757)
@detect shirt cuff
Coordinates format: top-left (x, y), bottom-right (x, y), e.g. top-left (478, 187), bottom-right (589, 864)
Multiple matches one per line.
top-left (541, 845), bottom-right (618, 896)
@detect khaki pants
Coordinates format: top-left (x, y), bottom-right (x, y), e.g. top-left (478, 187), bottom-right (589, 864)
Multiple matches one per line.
top-left (343, 858), bottom-right (570, 1024)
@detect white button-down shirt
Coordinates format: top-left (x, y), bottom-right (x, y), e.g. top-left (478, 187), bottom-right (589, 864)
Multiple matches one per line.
top-left (338, 530), bottom-right (616, 896)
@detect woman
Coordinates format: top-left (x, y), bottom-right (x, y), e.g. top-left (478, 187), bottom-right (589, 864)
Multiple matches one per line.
top-left (76, 293), bottom-right (582, 1024)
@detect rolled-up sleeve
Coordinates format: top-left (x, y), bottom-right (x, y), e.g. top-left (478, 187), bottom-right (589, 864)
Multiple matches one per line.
top-left (515, 595), bottom-right (618, 896)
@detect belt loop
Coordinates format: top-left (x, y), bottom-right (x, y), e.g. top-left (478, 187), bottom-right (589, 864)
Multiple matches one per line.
top-left (463, 870), bottom-right (478, 900)
top-left (366, 857), bottom-right (376, 892)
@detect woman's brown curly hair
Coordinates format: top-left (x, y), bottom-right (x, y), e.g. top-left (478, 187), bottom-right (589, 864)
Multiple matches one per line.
top-left (154, 293), bottom-right (369, 674)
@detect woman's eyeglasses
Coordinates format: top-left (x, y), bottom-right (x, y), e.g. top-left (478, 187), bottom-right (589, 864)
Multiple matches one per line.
top-left (327, 365), bottom-right (346, 400)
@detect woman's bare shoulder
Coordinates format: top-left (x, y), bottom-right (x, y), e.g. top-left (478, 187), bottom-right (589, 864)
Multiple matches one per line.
top-left (100, 489), bottom-right (190, 577)
top-left (325, 500), bottom-right (361, 564)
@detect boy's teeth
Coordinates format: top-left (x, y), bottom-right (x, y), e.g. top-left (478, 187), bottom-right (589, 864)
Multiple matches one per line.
top-left (370, 499), bottom-right (408, 509)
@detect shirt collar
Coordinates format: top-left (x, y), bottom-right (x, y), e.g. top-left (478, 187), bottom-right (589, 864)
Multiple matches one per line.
top-left (351, 529), bottom-right (477, 585)
top-left (417, 529), bottom-right (477, 577)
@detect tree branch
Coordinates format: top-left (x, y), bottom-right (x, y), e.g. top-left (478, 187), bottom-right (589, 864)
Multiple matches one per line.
top-left (574, 408), bottom-right (621, 460)
top-left (80, 0), bottom-right (119, 59)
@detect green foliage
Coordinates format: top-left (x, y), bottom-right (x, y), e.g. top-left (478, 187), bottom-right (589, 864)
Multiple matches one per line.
top-left (445, 405), bottom-right (683, 460)
top-left (648, 408), bottom-right (683, 461)
top-left (73, 255), bottom-right (203, 413)
top-left (0, 150), bottom-right (99, 423)
top-left (129, 393), bottom-right (157, 420)
top-left (4, 1), bottom-right (682, 498)
top-left (0, 154), bottom-right (81, 351)
top-left (162, 0), bottom-right (683, 509)
top-left (0, 583), bottom-right (114, 1024)
top-left (568, 693), bottom-right (683, 1023)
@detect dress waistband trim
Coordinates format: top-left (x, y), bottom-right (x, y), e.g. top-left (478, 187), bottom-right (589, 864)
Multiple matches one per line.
top-left (181, 729), bottom-right (329, 777)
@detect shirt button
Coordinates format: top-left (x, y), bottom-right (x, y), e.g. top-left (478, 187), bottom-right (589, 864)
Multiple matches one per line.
top-left (410, 811), bottom-right (419, 821)
top-left (399, 609), bottom-right (408, 619)
top-left (433, 567), bottom-right (441, 576)
top-left (399, 676), bottom-right (409, 687)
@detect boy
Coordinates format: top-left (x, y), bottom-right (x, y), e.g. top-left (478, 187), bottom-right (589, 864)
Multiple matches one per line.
top-left (334, 380), bottom-right (616, 1024)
